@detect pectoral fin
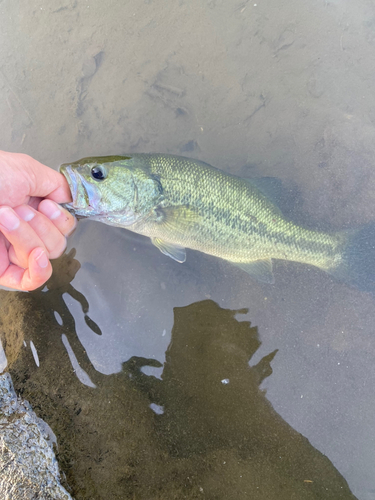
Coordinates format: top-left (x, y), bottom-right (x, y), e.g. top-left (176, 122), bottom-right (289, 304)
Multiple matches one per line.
top-left (231, 258), bottom-right (275, 284)
top-left (152, 238), bottom-right (186, 263)
top-left (155, 205), bottom-right (199, 235)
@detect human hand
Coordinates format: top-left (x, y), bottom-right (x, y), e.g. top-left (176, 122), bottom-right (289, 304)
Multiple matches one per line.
top-left (0, 151), bottom-right (76, 291)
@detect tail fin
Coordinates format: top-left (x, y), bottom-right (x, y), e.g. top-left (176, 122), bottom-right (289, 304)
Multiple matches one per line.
top-left (328, 223), bottom-right (375, 293)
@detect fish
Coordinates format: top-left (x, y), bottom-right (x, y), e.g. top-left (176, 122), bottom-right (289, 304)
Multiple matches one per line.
top-left (59, 154), bottom-right (375, 290)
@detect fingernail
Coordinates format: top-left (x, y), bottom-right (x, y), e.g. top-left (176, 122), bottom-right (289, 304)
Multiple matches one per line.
top-left (35, 248), bottom-right (49, 268)
top-left (40, 200), bottom-right (61, 220)
top-left (0, 208), bottom-right (20, 231)
top-left (16, 206), bottom-right (35, 222)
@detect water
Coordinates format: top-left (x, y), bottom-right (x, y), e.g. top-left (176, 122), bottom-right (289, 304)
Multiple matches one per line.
top-left (1, 0), bottom-right (375, 498)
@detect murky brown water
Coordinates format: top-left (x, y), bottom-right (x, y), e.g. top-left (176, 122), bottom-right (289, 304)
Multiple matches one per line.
top-left (1, 0), bottom-right (375, 498)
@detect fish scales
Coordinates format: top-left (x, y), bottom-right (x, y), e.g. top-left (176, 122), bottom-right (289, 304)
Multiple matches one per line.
top-left (131, 154), bottom-right (344, 269)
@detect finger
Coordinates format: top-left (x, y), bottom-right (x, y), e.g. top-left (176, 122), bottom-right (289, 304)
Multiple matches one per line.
top-left (0, 234), bottom-right (10, 276)
top-left (37, 199), bottom-right (77, 236)
top-left (0, 247), bottom-right (52, 292)
top-left (0, 152), bottom-right (72, 205)
top-left (17, 153), bottom-right (73, 203)
top-left (0, 206), bottom-right (47, 269)
top-left (28, 197), bottom-right (43, 210)
top-left (14, 205), bottom-right (69, 259)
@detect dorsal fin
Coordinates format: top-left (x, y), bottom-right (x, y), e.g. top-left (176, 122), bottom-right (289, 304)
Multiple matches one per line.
top-left (244, 177), bottom-right (285, 211)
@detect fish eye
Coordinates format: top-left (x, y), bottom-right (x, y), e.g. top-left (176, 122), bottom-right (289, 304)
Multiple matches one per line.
top-left (90, 165), bottom-right (107, 181)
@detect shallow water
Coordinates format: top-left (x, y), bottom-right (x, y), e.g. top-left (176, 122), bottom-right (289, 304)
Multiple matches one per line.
top-left (1, 0), bottom-right (375, 498)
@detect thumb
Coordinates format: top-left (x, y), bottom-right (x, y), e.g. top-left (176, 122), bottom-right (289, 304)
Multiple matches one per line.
top-left (26, 156), bottom-right (72, 203)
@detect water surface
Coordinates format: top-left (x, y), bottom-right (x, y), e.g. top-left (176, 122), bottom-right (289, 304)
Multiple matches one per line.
top-left (1, 0), bottom-right (375, 498)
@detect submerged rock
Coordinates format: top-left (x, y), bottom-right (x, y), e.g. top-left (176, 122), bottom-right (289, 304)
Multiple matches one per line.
top-left (0, 372), bottom-right (72, 500)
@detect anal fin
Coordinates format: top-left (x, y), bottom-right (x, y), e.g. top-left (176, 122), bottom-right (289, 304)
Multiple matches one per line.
top-left (231, 258), bottom-right (275, 284)
top-left (152, 238), bottom-right (186, 263)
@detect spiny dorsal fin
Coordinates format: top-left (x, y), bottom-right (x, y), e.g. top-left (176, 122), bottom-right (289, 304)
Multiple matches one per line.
top-left (244, 177), bottom-right (284, 214)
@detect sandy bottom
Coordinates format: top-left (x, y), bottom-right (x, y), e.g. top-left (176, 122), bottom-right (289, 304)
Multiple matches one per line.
top-left (4, 271), bottom-right (355, 499)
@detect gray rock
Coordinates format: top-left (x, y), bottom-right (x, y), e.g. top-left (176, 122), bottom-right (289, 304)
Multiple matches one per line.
top-left (0, 372), bottom-right (72, 500)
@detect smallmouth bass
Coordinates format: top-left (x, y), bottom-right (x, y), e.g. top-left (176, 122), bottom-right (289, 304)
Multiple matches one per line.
top-left (60, 154), bottom-right (375, 289)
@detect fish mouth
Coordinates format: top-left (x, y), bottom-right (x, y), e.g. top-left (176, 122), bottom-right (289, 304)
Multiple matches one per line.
top-left (60, 203), bottom-right (89, 220)
top-left (60, 165), bottom-right (78, 203)
top-left (59, 164), bottom-right (98, 218)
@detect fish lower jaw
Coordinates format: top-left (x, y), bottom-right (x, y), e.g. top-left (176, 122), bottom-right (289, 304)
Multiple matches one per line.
top-left (62, 203), bottom-right (96, 218)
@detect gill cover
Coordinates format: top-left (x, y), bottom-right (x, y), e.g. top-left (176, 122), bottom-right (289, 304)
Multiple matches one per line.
top-left (59, 156), bottom-right (163, 226)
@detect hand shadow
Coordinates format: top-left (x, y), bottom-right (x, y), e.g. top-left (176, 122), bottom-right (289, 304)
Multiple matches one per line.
top-left (31, 248), bottom-right (103, 338)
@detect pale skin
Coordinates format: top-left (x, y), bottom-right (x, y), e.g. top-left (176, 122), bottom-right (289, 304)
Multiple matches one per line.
top-left (0, 150), bottom-right (76, 291)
